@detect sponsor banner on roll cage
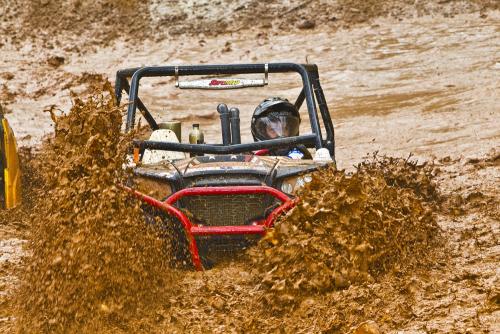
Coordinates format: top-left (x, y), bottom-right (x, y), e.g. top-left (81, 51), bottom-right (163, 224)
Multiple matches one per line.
top-left (177, 78), bottom-right (267, 90)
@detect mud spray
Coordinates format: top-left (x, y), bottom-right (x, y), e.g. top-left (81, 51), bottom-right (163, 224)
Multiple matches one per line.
top-left (15, 83), bottom-right (173, 333)
top-left (253, 157), bottom-right (440, 305)
top-left (13, 84), bottom-right (443, 333)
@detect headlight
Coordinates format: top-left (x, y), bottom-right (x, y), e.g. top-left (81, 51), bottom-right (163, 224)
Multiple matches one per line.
top-left (280, 174), bottom-right (312, 194)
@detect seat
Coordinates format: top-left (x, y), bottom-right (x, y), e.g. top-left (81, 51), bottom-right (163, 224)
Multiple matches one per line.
top-left (142, 129), bottom-right (187, 164)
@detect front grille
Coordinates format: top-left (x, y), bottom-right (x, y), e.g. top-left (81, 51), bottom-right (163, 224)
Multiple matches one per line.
top-left (180, 193), bottom-right (278, 226)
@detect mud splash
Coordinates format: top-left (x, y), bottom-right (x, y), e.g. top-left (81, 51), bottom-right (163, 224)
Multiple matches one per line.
top-left (5, 83), bottom-right (496, 333)
top-left (145, 157), bottom-right (445, 333)
top-left (15, 83), bottom-right (173, 333)
top-left (252, 157), bottom-right (441, 310)
top-left (9, 84), bottom-right (444, 333)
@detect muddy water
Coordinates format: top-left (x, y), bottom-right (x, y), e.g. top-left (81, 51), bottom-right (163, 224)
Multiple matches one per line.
top-left (0, 10), bottom-right (499, 333)
top-left (2, 13), bottom-right (498, 168)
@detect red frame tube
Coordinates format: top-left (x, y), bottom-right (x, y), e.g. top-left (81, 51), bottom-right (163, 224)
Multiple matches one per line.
top-left (191, 225), bottom-right (266, 236)
top-left (121, 186), bottom-right (203, 270)
top-left (253, 149), bottom-right (270, 156)
top-left (164, 185), bottom-right (291, 205)
top-left (122, 185), bottom-right (298, 270)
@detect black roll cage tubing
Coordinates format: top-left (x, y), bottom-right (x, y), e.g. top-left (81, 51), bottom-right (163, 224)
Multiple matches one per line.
top-left (115, 63), bottom-right (335, 157)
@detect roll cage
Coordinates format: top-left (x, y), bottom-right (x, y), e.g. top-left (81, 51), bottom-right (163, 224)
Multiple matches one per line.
top-left (114, 63), bottom-right (335, 159)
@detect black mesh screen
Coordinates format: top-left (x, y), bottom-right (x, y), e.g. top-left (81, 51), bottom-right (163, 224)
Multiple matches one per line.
top-left (180, 193), bottom-right (278, 226)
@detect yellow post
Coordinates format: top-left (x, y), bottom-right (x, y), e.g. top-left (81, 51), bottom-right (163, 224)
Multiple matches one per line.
top-left (2, 118), bottom-right (21, 209)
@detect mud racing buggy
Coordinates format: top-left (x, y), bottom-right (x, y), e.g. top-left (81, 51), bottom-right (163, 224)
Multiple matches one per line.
top-left (115, 63), bottom-right (336, 270)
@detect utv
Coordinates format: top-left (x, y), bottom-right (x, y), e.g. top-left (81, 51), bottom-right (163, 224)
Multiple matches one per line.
top-left (115, 63), bottom-right (336, 270)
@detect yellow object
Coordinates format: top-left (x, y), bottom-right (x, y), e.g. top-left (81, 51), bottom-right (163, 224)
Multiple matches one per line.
top-left (2, 118), bottom-right (21, 209)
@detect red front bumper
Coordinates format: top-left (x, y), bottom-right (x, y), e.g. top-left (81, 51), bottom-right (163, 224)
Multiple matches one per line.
top-left (123, 185), bottom-right (298, 270)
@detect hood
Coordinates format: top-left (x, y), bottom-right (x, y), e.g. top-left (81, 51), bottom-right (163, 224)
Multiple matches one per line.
top-left (133, 155), bottom-right (331, 187)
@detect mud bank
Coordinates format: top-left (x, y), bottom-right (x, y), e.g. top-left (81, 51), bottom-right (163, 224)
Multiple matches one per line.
top-left (1, 0), bottom-right (498, 50)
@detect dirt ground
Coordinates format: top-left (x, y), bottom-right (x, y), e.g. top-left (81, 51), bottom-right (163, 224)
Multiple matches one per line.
top-left (0, 0), bottom-right (499, 333)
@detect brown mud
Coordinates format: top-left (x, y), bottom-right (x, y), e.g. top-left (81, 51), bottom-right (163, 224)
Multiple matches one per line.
top-left (1, 0), bottom-right (498, 51)
top-left (0, 0), bottom-right (499, 333)
top-left (12, 85), bottom-right (176, 333)
top-left (253, 157), bottom-right (441, 300)
top-left (3, 93), bottom-right (446, 332)
top-left (1, 88), bottom-right (497, 333)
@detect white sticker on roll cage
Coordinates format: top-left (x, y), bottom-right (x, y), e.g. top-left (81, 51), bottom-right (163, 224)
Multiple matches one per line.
top-left (176, 78), bottom-right (267, 89)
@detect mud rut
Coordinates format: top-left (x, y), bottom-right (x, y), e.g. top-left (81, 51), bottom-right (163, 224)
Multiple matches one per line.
top-left (0, 1), bottom-right (499, 333)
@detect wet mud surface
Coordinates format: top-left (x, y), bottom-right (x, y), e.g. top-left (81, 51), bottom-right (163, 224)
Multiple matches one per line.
top-left (0, 1), bottom-right (499, 333)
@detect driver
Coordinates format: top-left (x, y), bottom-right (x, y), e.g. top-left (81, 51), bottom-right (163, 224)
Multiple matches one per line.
top-left (251, 97), bottom-right (311, 159)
